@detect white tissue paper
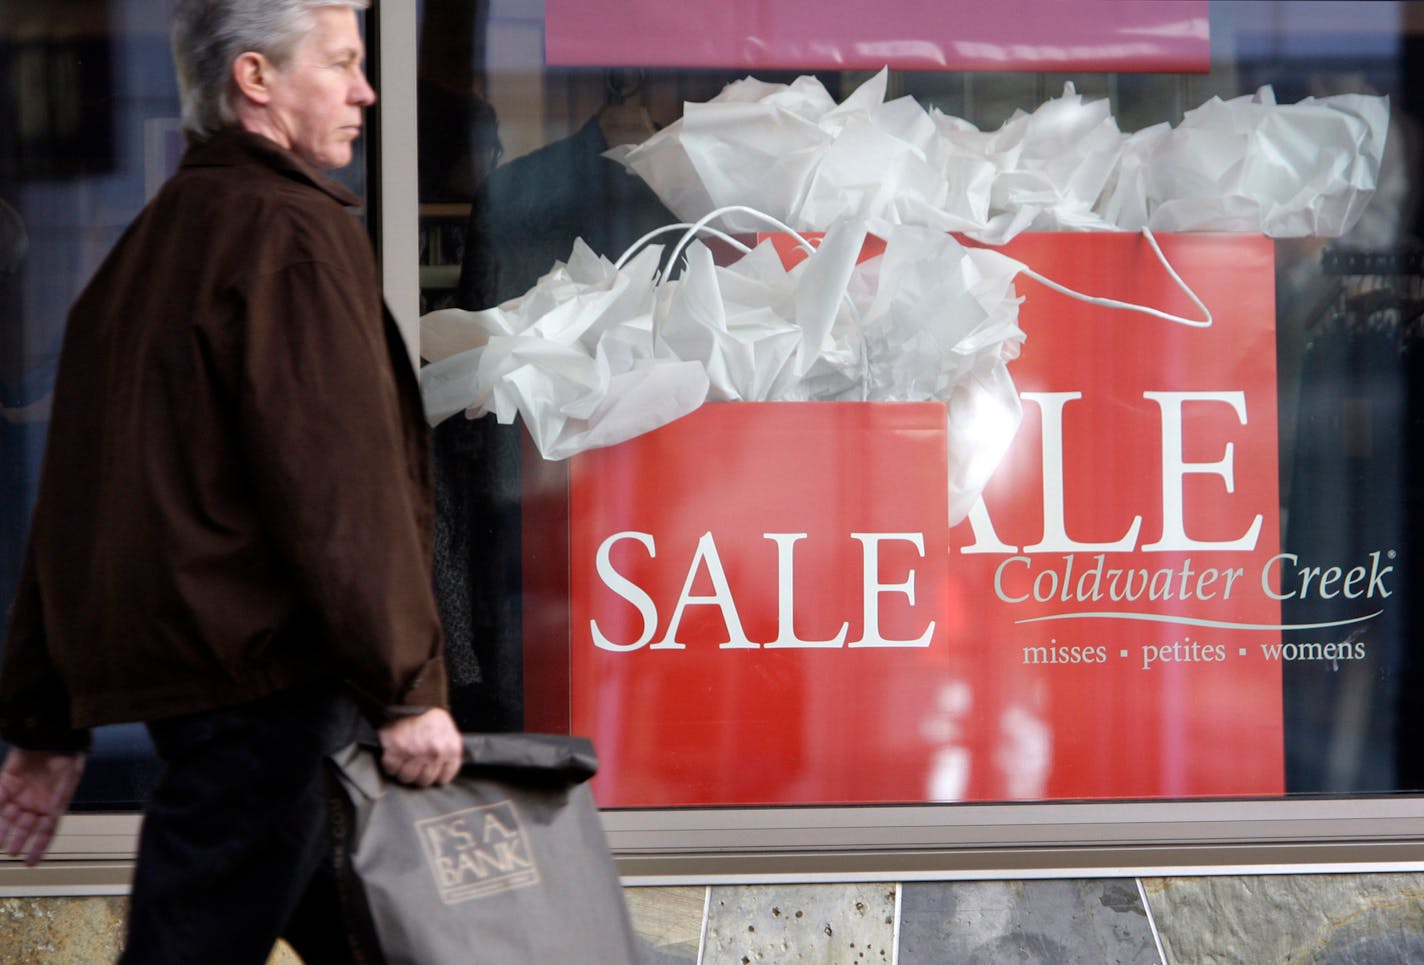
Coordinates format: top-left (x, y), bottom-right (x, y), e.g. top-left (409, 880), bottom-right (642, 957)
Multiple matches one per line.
top-left (1099, 86), bottom-right (1389, 237)
top-left (420, 243), bottom-right (711, 461)
top-left (611, 69), bottom-right (1387, 243)
top-left (422, 217), bottom-right (1028, 522)
top-left (424, 71), bottom-right (1384, 524)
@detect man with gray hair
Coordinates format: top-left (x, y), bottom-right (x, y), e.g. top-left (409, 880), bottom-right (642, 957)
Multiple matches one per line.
top-left (0, 1), bottom-right (461, 960)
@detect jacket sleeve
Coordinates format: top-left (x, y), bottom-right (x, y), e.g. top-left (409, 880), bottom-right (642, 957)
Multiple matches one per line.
top-left (0, 541), bottom-right (91, 752)
top-left (236, 258), bottom-right (448, 715)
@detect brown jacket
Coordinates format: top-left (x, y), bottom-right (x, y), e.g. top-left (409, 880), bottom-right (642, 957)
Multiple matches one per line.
top-left (0, 131), bottom-right (447, 750)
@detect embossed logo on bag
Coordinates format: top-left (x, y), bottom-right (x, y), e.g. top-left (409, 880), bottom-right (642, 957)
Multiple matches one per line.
top-left (416, 800), bottom-right (540, 903)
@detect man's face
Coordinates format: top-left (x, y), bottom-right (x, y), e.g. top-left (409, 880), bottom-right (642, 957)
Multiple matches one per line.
top-left (264, 6), bottom-right (376, 170)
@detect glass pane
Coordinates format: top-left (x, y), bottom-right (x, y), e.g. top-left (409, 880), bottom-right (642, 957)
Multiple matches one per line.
top-left (0, 1), bottom-right (368, 810)
top-left (417, 1), bottom-right (1422, 808)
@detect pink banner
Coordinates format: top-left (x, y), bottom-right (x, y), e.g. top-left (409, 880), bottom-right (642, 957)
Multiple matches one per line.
top-left (545, 0), bottom-right (1209, 74)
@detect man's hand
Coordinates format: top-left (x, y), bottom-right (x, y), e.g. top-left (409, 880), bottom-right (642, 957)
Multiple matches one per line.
top-left (377, 707), bottom-right (462, 787)
top-left (0, 749), bottom-right (85, 866)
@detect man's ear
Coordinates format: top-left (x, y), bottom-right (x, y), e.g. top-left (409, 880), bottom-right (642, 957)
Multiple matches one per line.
top-left (232, 51), bottom-right (274, 105)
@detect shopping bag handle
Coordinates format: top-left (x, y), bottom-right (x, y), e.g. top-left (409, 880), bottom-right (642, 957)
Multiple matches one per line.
top-left (610, 207), bottom-right (1209, 411)
top-left (619, 207), bottom-right (1211, 330)
top-left (614, 221), bottom-right (749, 271)
top-left (330, 734), bottom-right (601, 803)
top-left (1016, 227), bottom-right (1213, 329)
top-left (614, 204), bottom-right (820, 277)
top-left (617, 205), bottom-right (870, 395)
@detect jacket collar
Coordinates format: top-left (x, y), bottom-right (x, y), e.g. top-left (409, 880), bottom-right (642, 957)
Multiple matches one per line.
top-left (179, 129), bottom-right (362, 208)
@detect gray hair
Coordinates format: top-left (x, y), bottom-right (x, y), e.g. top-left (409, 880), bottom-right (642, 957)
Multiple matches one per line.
top-left (171, 0), bottom-right (369, 141)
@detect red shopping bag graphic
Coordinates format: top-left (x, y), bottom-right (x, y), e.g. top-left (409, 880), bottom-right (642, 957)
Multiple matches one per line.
top-left (947, 232), bottom-right (1283, 802)
top-left (527, 232), bottom-right (1283, 807)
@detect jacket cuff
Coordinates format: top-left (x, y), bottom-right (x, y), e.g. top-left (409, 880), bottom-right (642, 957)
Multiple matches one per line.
top-left (394, 656), bottom-right (449, 714)
top-left (368, 658), bottom-right (450, 724)
top-left (381, 705), bottom-right (433, 720)
top-left (0, 709), bottom-right (92, 753)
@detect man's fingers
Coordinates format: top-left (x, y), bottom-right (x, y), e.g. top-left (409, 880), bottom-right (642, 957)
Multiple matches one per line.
top-left (390, 748), bottom-right (460, 787)
top-left (0, 752), bottom-right (83, 866)
top-left (434, 756), bottom-right (461, 786)
top-left (24, 818), bottom-right (54, 867)
top-left (382, 750), bottom-right (430, 787)
top-left (2, 813), bottom-right (35, 859)
top-left (394, 758), bottom-right (433, 787)
top-left (380, 751), bottom-right (461, 788)
top-left (377, 708), bottom-right (464, 786)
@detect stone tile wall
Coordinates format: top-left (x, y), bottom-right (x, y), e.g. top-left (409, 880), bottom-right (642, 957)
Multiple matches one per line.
top-left (5, 874), bottom-right (1424, 963)
top-left (626, 875), bottom-right (1424, 965)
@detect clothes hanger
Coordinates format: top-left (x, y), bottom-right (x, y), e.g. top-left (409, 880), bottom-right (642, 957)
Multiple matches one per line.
top-left (597, 68), bottom-right (656, 148)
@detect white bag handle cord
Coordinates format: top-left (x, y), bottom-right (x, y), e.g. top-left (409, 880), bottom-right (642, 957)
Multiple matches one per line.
top-left (620, 209), bottom-right (1212, 330)
top-left (1014, 227), bottom-right (1213, 329)
top-left (613, 208), bottom-right (1210, 405)
top-left (619, 206), bottom-right (872, 395)
top-left (614, 222), bottom-right (750, 271)
top-left (614, 204), bottom-right (820, 275)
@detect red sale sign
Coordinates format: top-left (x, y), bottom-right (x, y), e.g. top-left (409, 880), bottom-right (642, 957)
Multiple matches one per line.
top-left (545, 0), bottom-right (1209, 73)
top-left (525, 232), bottom-right (1283, 807)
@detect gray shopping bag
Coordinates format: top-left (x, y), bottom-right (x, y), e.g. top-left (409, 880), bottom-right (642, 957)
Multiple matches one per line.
top-left (329, 733), bottom-right (640, 964)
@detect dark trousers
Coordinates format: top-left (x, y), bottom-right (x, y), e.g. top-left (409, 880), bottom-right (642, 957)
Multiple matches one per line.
top-left (119, 683), bottom-right (377, 965)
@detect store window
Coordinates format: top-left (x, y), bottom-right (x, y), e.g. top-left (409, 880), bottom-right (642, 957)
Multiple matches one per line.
top-left (1, 0), bottom-right (1421, 875)
top-left (415, 0), bottom-right (1424, 822)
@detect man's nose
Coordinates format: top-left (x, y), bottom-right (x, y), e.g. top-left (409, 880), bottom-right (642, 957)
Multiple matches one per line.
top-left (354, 71), bottom-right (376, 106)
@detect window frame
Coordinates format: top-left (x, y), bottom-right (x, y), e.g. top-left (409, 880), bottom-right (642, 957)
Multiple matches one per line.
top-left (369, 2), bottom-right (1424, 886)
top-left (6, 796), bottom-right (1424, 894)
top-left (380, 2), bottom-right (1424, 883)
